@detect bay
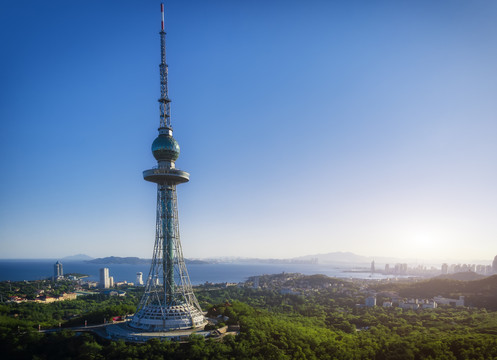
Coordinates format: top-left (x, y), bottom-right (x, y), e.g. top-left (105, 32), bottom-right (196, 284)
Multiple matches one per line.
top-left (0, 259), bottom-right (394, 284)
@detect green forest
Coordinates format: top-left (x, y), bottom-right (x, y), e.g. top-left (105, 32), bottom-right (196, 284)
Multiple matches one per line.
top-left (1, 275), bottom-right (497, 359)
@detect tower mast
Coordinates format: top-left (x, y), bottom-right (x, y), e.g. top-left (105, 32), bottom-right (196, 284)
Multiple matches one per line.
top-left (159, 3), bottom-right (171, 129)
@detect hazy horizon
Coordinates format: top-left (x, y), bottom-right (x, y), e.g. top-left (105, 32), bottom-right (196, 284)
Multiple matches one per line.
top-left (0, 251), bottom-right (494, 266)
top-left (1, 1), bottom-right (496, 261)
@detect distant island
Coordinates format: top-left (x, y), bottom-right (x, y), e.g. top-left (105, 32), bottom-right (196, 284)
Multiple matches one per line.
top-left (85, 256), bottom-right (208, 265)
top-left (62, 254), bottom-right (94, 261)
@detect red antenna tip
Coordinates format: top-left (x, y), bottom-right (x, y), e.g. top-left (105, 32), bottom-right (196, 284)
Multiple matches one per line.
top-left (161, 3), bottom-right (164, 31)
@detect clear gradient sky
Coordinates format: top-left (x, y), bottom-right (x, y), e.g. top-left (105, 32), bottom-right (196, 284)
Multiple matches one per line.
top-left (1, 0), bottom-right (496, 262)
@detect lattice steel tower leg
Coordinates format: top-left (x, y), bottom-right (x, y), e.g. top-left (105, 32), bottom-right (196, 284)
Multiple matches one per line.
top-left (130, 3), bottom-right (206, 332)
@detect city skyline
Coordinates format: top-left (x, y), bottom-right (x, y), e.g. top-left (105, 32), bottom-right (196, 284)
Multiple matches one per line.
top-left (1, 0), bottom-right (497, 262)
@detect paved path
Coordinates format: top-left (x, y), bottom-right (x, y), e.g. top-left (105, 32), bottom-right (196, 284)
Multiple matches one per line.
top-left (40, 321), bottom-right (128, 334)
top-left (40, 321), bottom-right (217, 343)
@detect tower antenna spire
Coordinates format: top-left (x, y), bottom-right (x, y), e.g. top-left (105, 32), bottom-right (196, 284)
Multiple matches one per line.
top-left (161, 3), bottom-right (164, 31)
top-left (159, 3), bottom-right (171, 129)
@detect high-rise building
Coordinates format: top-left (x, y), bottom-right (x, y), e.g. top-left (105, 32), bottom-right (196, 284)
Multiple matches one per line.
top-left (100, 268), bottom-right (110, 289)
top-left (253, 276), bottom-right (260, 289)
top-left (130, 4), bottom-right (206, 332)
top-left (54, 261), bottom-right (63, 280)
top-left (109, 276), bottom-right (114, 288)
top-left (136, 272), bottom-right (144, 286)
top-left (441, 263), bottom-right (448, 274)
top-left (371, 260), bottom-right (375, 273)
top-left (493, 255), bottom-right (497, 274)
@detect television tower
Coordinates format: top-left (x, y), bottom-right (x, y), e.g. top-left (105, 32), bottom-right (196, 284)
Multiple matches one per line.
top-left (130, 4), bottom-right (206, 331)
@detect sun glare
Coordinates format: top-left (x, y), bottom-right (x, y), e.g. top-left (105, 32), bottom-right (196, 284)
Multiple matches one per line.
top-left (406, 230), bottom-right (449, 260)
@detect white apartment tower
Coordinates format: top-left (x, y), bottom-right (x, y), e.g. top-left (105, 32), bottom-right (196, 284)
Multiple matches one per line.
top-left (136, 272), bottom-right (144, 286)
top-left (100, 267), bottom-right (110, 288)
top-left (54, 261), bottom-right (63, 280)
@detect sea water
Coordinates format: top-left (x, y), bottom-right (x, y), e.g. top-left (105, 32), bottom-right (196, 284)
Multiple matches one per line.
top-left (0, 259), bottom-right (393, 284)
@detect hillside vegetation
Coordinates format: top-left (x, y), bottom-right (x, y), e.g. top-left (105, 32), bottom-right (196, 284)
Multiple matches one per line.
top-left (374, 275), bottom-right (497, 310)
top-left (1, 275), bottom-right (497, 359)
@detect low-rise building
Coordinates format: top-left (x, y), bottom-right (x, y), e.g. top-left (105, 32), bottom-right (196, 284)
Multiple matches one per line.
top-left (280, 288), bottom-right (300, 295)
top-left (421, 300), bottom-right (437, 309)
top-left (433, 295), bottom-right (464, 307)
top-left (365, 296), bottom-right (376, 307)
top-left (399, 300), bottom-right (419, 310)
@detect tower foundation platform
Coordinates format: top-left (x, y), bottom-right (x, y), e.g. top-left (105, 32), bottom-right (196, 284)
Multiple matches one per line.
top-left (105, 321), bottom-right (210, 343)
top-left (130, 303), bottom-right (207, 331)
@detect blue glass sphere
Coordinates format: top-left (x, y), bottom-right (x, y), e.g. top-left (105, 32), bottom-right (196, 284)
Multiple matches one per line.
top-left (152, 134), bottom-right (180, 161)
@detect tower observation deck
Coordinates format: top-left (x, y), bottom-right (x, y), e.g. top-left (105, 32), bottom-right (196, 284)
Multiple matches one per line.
top-left (130, 4), bottom-right (206, 332)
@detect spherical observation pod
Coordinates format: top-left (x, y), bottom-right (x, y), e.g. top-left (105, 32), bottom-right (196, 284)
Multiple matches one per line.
top-left (152, 134), bottom-right (180, 161)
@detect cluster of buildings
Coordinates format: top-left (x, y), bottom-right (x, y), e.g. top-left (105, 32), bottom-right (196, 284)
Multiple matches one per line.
top-left (441, 263), bottom-right (495, 275)
top-left (377, 255), bottom-right (497, 277)
top-left (51, 262), bottom-right (146, 290)
top-left (52, 261), bottom-right (83, 282)
top-left (35, 292), bottom-right (78, 303)
top-left (364, 295), bottom-right (465, 309)
top-left (383, 263), bottom-right (409, 275)
top-left (9, 291), bottom-right (78, 304)
top-left (382, 263), bottom-right (441, 276)
top-left (99, 268), bottom-right (145, 288)
top-left (249, 273), bottom-right (355, 298)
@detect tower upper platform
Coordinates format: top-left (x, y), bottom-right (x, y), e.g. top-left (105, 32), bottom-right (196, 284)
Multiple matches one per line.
top-left (143, 167), bottom-right (189, 184)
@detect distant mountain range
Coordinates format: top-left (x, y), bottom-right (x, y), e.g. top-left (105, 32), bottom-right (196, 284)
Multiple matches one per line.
top-left (59, 252), bottom-right (492, 267)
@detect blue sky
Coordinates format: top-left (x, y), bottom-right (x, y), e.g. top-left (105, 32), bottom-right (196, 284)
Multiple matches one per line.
top-left (1, 0), bottom-right (496, 262)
